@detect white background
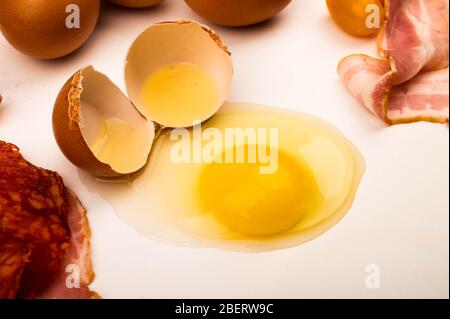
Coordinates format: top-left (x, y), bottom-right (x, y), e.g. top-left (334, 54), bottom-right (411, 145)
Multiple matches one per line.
top-left (0, 0), bottom-right (448, 298)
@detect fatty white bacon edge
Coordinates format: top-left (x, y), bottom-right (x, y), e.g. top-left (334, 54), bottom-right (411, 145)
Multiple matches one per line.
top-left (338, 54), bottom-right (449, 124)
top-left (379, 0), bottom-right (449, 85)
top-left (38, 189), bottom-right (99, 299)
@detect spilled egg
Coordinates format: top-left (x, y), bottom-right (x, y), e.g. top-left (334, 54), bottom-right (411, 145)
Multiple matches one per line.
top-left (80, 103), bottom-right (365, 252)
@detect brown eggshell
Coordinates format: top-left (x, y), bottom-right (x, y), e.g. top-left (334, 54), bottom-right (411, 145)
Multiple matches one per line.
top-left (52, 71), bottom-right (121, 177)
top-left (0, 0), bottom-right (100, 59)
top-left (184, 0), bottom-right (292, 27)
top-left (109, 0), bottom-right (164, 8)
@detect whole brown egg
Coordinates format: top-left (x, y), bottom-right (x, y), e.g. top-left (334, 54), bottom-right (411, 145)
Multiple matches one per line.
top-left (184, 0), bottom-right (292, 27)
top-left (0, 0), bottom-right (100, 59)
top-left (108, 0), bottom-right (164, 8)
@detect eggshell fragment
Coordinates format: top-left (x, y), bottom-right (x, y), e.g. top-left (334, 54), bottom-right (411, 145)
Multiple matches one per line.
top-left (124, 20), bottom-right (233, 128)
top-left (0, 0), bottom-right (100, 59)
top-left (109, 0), bottom-right (164, 8)
top-left (53, 66), bottom-right (155, 177)
top-left (184, 0), bottom-right (292, 27)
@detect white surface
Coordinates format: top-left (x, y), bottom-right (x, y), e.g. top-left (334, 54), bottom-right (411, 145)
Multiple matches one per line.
top-left (0, 0), bottom-right (448, 299)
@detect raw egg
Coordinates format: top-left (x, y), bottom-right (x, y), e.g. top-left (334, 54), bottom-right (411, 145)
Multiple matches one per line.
top-left (109, 0), bottom-right (164, 8)
top-left (80, 103), bottom-right (365, 252)
top-left (0, 0), bottom-right (100, 59)
top-left (326, 0), bottom-right (385, 37)
top-left (185, 0), bottom-right (292, 27)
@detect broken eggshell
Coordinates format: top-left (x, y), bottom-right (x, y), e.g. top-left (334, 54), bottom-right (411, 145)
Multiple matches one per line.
top-left (124, 20), bottom-right (233, 128)
top-left (53, 66), bottom-right (155, 177)
top-left (54, 20), bottom-right (232, 176)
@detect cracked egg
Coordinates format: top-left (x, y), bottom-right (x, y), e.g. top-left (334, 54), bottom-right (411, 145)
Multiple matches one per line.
top-left (53, 21), bottom-right (233, 177)
top-left (53, 21), bottom-right (365, 252)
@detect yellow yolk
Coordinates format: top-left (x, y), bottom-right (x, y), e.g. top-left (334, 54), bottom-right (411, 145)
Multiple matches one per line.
top-left (197, 146), bottom-right (321, 237)
top-left (140, 63), bottom-right (219, 127)
top-left (89, 119), bottom-right (149, 174)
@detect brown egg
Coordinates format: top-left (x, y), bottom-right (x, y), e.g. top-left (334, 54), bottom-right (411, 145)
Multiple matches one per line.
top-left (184, 0), bottom-right (292, 27)
top-left (0, 0), bottom-right (100, 59)
top-left (109, 0), bottom-right (164, 8)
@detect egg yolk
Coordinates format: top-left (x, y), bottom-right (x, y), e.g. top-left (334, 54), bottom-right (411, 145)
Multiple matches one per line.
top-left (140, 63), bottom-right (219, 127)
top-left (326, 0), bottom-right (384, 37)
top-left (197, 146), bottom-right (321, 237)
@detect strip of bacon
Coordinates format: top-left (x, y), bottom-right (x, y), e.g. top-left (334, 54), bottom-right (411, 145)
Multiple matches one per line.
top-left (378, 0), bottom-right (449, 85)
top-left (338, 54), bottom-right (449, 124)
top-left (388, 68), bottom-right (449, 124)
top-left (338, 54), bottom-right (394, 118)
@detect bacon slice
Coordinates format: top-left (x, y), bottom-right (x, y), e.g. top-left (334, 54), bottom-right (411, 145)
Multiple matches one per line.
top-left (388, 68), bottom-right (449, 124)
top-left (338, 54), bottom-right (394, 118)
top-left (0, 141), bottom-right (97, 299)
top-left (379, 0), bottom-right (449, 85)
top-left (338, 54), bottom-right (449, 124)
top-left (338, 0), bottom-right (449, 124)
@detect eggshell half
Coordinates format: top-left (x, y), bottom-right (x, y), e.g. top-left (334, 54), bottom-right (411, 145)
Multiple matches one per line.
top-left (124, 20), bottom-right (233, 128)
top-left (53, 66), bottom-right (155, 177)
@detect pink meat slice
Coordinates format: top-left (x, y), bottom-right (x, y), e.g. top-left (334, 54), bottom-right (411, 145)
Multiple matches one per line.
top-left (338, 54), bottom-right (449, 124)
top-left (338, 54), bottom-right (394, 118)
top-left (379, 0), bottom-right (449, 85)
top-left (388, 68), bottom-right (449, 124)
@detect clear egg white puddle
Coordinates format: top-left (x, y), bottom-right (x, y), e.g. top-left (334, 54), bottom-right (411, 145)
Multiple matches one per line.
top-left (79, 103), bottom-right (366, 252)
